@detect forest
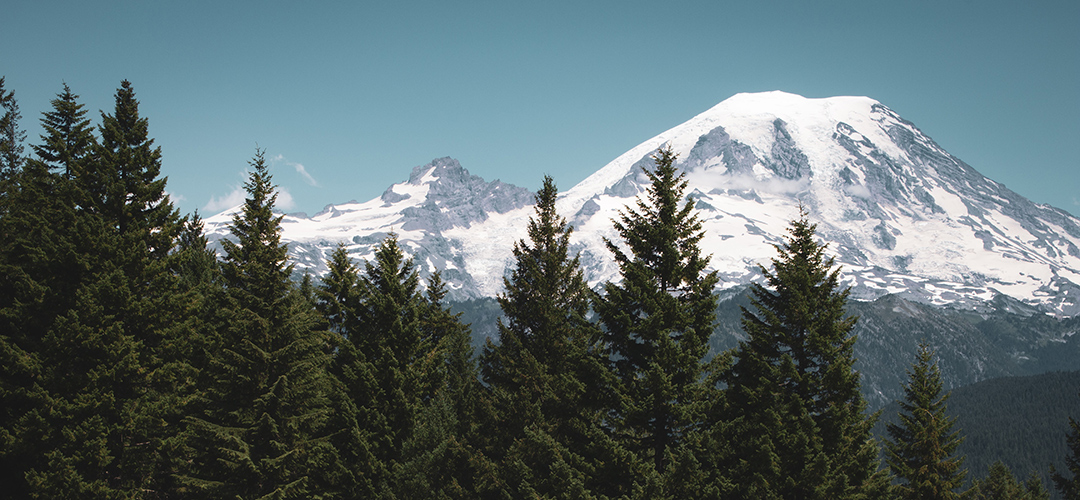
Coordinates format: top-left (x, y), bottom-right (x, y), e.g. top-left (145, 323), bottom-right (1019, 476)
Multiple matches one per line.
top-left (2, 79), bottom-right (1079, 499)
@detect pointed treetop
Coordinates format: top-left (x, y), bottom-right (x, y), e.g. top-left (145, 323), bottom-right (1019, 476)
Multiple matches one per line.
top-left (33, 83), bottom-right (95, 176)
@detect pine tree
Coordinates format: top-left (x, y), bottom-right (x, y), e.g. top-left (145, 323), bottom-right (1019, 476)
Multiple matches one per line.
top-left (1052, 399), bottom-right (1080, 500)
top-left (886, 342), bottom-right (966, 500)
top-left (357, 235), bottom-right (428, 468)
top-left (317, 237), bottom-right (488, 497)
top-left (317, 244), bottom-right (387, 497)
top-left (593, 147), bottom-right (719, 484)
top-left (967, 461), bottom-right (1049, 500)
top-left (482, 175), bottom-right (637, 498)
top-left (181, 149), bottom-right (342, 498)
top-left (32, 83), bottom-right (96, 178)
top-left (396, 272), bottom-right (491, 499)
top-left (720, 206), bottom-right (889, 499)
top-left (0, 76), bottom-right (27, 179)
top-left (0, 84), bottom-right (137, 497)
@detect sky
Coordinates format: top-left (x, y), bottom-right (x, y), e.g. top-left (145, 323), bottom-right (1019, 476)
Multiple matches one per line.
top-left (4, 1), bottom-right (1078, 217)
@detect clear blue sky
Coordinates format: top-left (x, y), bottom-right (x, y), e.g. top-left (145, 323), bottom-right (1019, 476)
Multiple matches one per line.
top-left (4, 0), bottom-right (1078, 217)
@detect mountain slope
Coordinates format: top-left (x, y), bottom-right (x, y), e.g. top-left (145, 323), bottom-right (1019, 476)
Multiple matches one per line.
top-left (205, 91), bottom-right (1080, 315)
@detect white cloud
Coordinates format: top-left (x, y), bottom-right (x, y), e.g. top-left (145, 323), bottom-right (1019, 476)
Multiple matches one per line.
top-left (164, 190), bottom-right (187, 204)
top-left (275, 187), bottom-right (297, 210)
top-left (685, 170), bottom-right (810, 195)
top-left (203, 185), bottom-right (297, 214)
top-left (844, 183), bottom-right (873, 199)
top-left (203, 187), bottom-right (246, 214)
top-left (272, 154), bottom-right (319, 187)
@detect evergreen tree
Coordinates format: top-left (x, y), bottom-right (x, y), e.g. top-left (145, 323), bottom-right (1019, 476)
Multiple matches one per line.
top-left (720, 206), bottom-right (889, 499)
top-left (483, 175), bottom-right (637, 498)
top-left (0, 76), bottom-right (27, 179)
top-left (317, 244), bottom-right (387, 497)
top-left (967, 461), bottom-right (1049, 500)
top-left (181, 149), bottom-right (342, 498)
top-left (396, 272), bottom-right (491, 499)
top-left (0, 128), bottom-right (86, 498)
top-left (357, 235), bottom-right (428, 470)
top-left (1052, 399), bottom-right (1080, 500)
top-left (593, 147), bottom-right (719, 486)
top-left (886, 342), bottom-right (966, 500)
top-left (32, 83), bottom-right (95, 178)
top-left (318, 237), bottom-right (488, 497)
top-left (0, 83), bottom-right (154, 497)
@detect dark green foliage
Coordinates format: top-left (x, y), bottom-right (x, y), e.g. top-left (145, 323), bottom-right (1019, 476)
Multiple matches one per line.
top-left (1052, 396), bottom-right (1080, 499)
top-left (483, 176), bottom-right (638, 498)
top-left (396, 272), bottom-right (492, 498)
top-left (874, 370), bottom-right (1080, 498)
top-left (316, 244), bottom-right (386, 497)
top-left (181, 149), bottom-right (342, 498)
top-left (886, 342), bottom-right (966, 499)
top-left (357, 235), bottom-right (428, 466)
top-left (1, 81), bottom-right (190, 498)
top-left (967, 461), bottom-right (1050, 500)
top-left (317, 238), bottom-right (490, 497)
top-left (719, 206), bottom-right (888, 499)
top-left (594, 147), bottom-right (719, 481)
top-left (0, 76), bottom-right (27, 178)
top-left (0, 85), bottom-right (96, 496)
top-left (32, 83), bottom-right (96, 178)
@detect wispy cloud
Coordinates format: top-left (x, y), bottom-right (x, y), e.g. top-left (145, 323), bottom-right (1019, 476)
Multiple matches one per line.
top-left (164, 190), bottom-right (186, 204)
top-left (203, 185), bottom-right (297, 214)
top-left (685, 170), bottom-right (810, 195)
top-left (272, 154), bottom-right (319, 187)
top-left (275, 187), bottom-right (297, 210)
top-left (203, 187), bottom-right (246, 214)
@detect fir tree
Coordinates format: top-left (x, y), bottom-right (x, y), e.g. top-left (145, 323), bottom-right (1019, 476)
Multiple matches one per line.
top-left (396, 272), bottom-right (491, 499)
top-left (1, 83), bottom-right (160, 497)
top-left (967, 461), bottom-right (1049, 500)
top-left (886, 342), bottom-right (966, 500)
top-left (181, 149), bottom-right (342, 498)
top-left (357, 234), bottom-right (428, 468)
top-left (593, 147), bottom-right (719, 483)
top-left (483, 175), bottom-right (637, 498)
top-left (0, 138), bottom-right (85, 498)
top-left (720, 206), bottom-right (889, 499)
top-left (0, 76), bottom-right (27, 179)
top-left (1052, 399), bottom-right (1080, 500)
top-left (317, 244), bottom-right (387, 497)
top-left (32, 83), bottom-right (95, 178)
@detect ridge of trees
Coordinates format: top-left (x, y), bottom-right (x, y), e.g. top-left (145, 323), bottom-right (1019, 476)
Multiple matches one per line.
top-left (1, 78), bottom-right (1077, 499)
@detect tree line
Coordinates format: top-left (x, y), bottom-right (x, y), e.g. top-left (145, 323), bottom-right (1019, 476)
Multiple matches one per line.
top-left (2, 79), bottom-right (1079, 499)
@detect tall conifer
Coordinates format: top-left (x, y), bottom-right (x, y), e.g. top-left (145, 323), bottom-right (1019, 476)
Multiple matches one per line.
top-left (886, 343), bottom-right (966, 500)
top-left (483, 176), bottom-right (635, 498)
top-left (0, 104), bottom-right (88, 497)
top-left (317, 244), bottom-right (387, 497)
top-left (0, 76), bottom-right (27, 179)
top-left (181, 149), bottom-right (341, 498)
top-left (720, 206), bottom-right (888, 499)
top-left (593, 147), bottom-right (719, 483)
top-left (396, 272), bottom-right (489, 498)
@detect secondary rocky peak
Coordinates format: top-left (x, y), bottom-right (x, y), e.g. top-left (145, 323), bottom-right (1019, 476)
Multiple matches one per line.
top-left (408, 157), bottom-right (466, 184)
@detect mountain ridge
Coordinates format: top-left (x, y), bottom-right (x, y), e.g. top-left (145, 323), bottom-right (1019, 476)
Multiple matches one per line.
top-left (204, 91), bottom-right (1080, 316)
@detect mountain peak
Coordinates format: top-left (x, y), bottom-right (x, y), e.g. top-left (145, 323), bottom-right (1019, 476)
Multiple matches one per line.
top-left (407, 157), bottom-right (466, 185)
top-left (203, 92), bottom-right (1080, 313)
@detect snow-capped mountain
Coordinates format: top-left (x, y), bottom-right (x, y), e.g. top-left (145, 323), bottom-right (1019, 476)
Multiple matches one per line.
top-left (204, 91), bottom-right (1080, 316)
